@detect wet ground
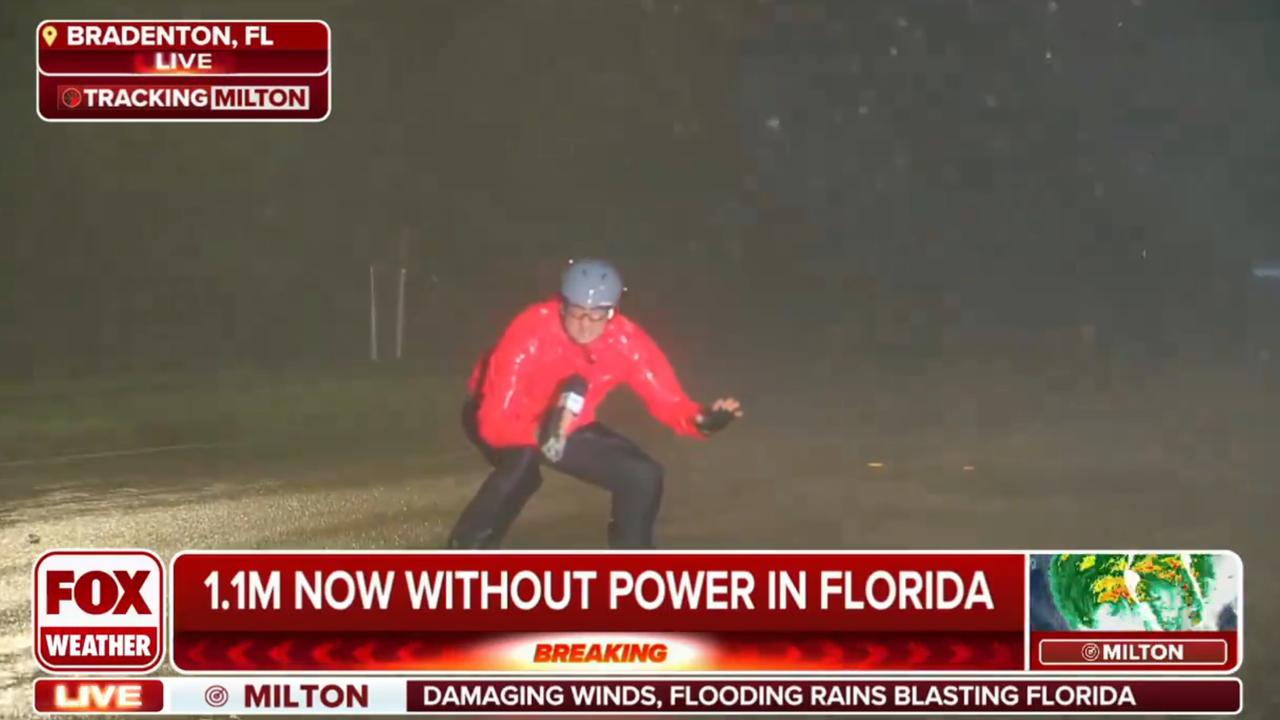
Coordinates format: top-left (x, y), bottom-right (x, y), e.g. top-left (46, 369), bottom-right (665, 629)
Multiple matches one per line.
top-left (1, 365), bottom-right (1276, 719)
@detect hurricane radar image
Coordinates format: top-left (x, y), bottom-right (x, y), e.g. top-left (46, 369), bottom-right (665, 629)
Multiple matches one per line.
top-left (1043, 553), bottom-right (1240, 632)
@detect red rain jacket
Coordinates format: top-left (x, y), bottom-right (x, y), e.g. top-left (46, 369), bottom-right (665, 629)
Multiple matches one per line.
top-left (468, 298), bottom-right (704, 447)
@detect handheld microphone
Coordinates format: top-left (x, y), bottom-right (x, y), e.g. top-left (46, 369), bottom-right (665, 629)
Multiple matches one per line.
top-left (540, 374), bottom-right (588, 462)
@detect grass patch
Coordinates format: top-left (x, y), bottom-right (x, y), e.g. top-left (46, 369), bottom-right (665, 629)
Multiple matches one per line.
top-left (0, 367), bottom-right (463, 462)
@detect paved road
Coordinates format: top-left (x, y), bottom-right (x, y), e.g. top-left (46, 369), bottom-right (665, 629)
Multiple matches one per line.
top-left (1, 387), bottom-right (1276, 719)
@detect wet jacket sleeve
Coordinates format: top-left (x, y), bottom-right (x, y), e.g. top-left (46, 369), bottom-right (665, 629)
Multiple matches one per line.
top-left (476, 309), bottom-right (544, 447)
top-left (625, 324), bottom-right (704, 438)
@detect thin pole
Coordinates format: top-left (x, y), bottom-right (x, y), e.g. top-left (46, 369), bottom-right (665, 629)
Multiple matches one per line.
top-left (396, 267), bottom-right (407, 360)
top-left (370, 265), bottom-right (379, 362)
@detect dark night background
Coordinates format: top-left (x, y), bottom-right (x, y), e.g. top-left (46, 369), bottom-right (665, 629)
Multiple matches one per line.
top-left (4, 0), bottom-right (1279, 380)
top-left (1, 3), bottom-right (1278, 716)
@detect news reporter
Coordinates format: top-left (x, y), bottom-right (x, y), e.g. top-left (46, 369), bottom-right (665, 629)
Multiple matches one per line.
top-left (448, 258), bottom-right (743, 549)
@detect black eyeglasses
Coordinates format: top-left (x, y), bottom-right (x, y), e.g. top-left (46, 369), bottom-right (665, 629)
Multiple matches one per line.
top-left (563, 305), bottom-right (612, 322)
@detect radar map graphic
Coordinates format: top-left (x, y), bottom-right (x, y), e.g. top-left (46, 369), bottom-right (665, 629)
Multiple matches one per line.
top-left (1030, 553), bottom-right (1240, 632)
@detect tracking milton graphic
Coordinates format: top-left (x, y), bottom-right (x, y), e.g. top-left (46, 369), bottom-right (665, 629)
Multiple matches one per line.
top-left (36, 19), bottom-right (330, 121)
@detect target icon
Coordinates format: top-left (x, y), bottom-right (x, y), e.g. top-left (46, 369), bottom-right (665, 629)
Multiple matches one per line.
top-left (59, 87), bottom-right (82, 109)
top-left (204, 685), bottom-right (229, 707)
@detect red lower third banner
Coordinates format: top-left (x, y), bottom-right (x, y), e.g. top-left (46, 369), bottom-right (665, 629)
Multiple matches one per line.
top-left (170, 551), bottom-right (1026, 672)
top-left (32, 677), bottom-right (1244, 714)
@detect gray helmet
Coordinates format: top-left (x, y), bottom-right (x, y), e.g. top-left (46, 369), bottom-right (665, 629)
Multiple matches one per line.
top-left (561, 258), bottom-right (624, 308)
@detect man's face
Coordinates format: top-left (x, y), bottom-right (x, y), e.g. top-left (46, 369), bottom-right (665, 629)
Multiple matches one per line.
top-left (562, 303), bottom-right (611, 344)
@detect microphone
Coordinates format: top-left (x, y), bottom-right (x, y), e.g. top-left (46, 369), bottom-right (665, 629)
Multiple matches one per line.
top-left (540, 374), bottom-right (588, 462)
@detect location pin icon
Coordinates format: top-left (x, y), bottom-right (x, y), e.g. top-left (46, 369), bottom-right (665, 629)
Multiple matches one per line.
top-left (42, 25), bottom-right (57, 47)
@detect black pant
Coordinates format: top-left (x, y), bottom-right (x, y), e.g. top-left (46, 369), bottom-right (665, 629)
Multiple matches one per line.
top-left (447, 398), bottom-right (665, 549)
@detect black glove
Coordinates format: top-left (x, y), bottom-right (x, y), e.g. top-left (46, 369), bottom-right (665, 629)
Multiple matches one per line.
top-left (695, 405), bottom-right (737, 436)
top-left (539, 374), bottom-right (588, 462)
